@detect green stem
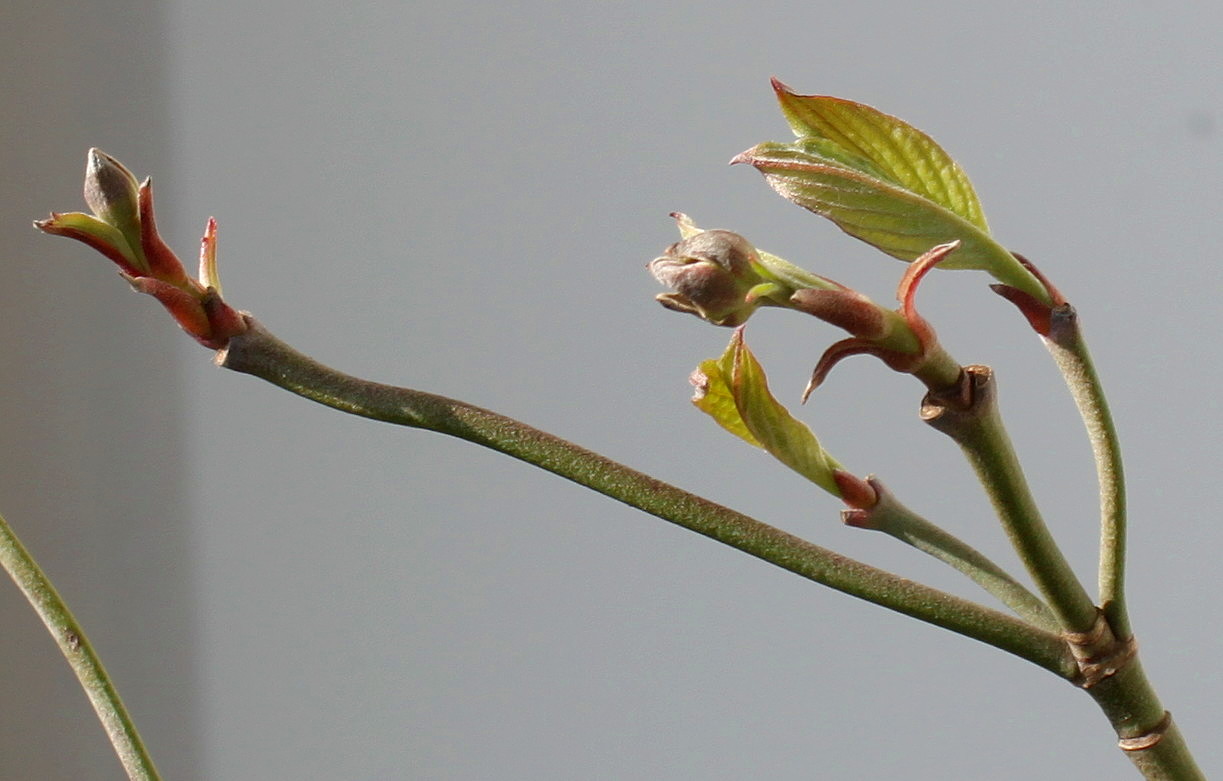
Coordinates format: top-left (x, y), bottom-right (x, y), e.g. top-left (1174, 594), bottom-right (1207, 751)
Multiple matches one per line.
top-left (218, 316), bottom-right (1073, 676)
top-left (1085, 656), bottom-right (1205, 780)
top-left (1045, 305), bottom-right (1130, 639)
top-left (850, 479), bottom-right (1058, 631)
top-left (921, 366), bottom-right (1099, 633)
top-left (0, 510), bottom-right (160, 781)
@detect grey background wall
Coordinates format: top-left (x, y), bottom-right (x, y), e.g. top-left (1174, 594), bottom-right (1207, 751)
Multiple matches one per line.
top-left (0, 2), bottom-right (199, 778)
top-left (2, 1), bottom-right (1221, 778)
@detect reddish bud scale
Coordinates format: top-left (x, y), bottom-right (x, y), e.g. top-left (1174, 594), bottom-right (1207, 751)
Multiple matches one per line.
top-left (37, 150), bottom-right (248, 351)
top-left (124, 277), bottom-right (247, 350)
top-left (896, 241), bottom-right (958, 351)
top-left (840, 508), bottom-right (875, 530)
top-left (990, 284), bottom-right (1053, 335)
top-left (804, 337), bottom-right (929, 402)
top-left (138, 180), bottom-right (191, 287)
top-left (832, 470), bottom-right (878, 510)
top-left (200, 290), bottom-right (247, 349)
top-left (796, 242), bottom-right (964, 400)
top-left (125, 276), bottom-right (213, 339)
top-left (788, 288), bottom-right (886, 338)
top-left (989, 252), bottom-right (1067, 337)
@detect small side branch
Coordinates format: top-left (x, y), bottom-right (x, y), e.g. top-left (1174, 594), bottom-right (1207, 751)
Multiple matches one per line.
top-left (1044, 305), bottom-right (1130, 639)
top-left (921, 367), bottom-right (1098, 634)
top-left (844, 479), bottom-right (1057, 631)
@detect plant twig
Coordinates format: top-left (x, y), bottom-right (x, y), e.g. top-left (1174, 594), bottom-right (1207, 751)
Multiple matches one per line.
top-left (217, 315), bottom-right (1074, 676)
top-left (0, 509), bottom-right (160, 781)
top-left (846, 479), bottom-right (1058, 631)
top-left (921, 367), bottom-right (1099, 634)
top-left (1044, 305), bottom-right (1130, 639)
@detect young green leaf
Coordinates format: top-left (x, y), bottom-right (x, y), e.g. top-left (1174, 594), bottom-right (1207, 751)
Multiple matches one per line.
top-left (732, 141), bottom-right (1047, 302)
top-left (691, 331), bottom-right (843, 496)
top-left (690, 347), bottom-right (763, 448)
top-left (771, 79), bottom-right (987, 232)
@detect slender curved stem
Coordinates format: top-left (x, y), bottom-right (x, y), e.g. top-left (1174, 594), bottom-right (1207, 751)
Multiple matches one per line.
top-left (218, 316), bottom-right (1074, 676)
top-left (921, 367), bottom-right (1099, 634)
top-left (850, 480), bottom-right (1057, 631)
top-left (0, 510), bottom-right (160, 781)
top-left (1045, 306), bottom-right (1130, 639)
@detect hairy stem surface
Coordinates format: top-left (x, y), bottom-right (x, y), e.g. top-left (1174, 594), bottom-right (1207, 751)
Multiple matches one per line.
top-left (218, 316), bottom-right (1072, 675)
top-left (1045, 305), bottom-right (1130, 639)
top-left (1086, 656), bottom-right (1205, 780)
top-left (921, 367), bottom-right (1099, 633)
top-left (854, 481), bottom-right (1057, 631)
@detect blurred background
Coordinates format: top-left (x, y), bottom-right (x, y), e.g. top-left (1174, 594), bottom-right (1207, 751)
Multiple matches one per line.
top-left (2, 1), bottom-right (1220, 778)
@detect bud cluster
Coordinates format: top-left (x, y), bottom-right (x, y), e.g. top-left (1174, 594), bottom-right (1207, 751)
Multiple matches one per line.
top-left (35, 149), bottom-right (245, 349)
top-left (650, 215), bottom-right (962, 397)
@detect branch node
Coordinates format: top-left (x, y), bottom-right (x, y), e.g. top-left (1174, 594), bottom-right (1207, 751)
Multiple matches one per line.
top-left (1117, 711), bottom-right (1172, 752)
top-left (1067, 611), bottom-right (1137, 688)
top-left (920, 365), bottom-right (990, 426)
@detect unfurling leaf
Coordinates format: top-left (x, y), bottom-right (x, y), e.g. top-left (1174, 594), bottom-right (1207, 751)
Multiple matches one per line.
top-left (736, 83), bottom-right (1049, 304)
top-left (732, 141), bottom-right (1046, 302)
top-left (690, 349), bottom-right (763, 449)
top-left (771, 79), bottom-right (987, 230)
top-left (691, 330), bottom-right (843, 496)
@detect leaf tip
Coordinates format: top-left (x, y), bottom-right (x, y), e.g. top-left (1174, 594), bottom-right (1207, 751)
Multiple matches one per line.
top-left (769, 76), bottom-right (795, 96)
